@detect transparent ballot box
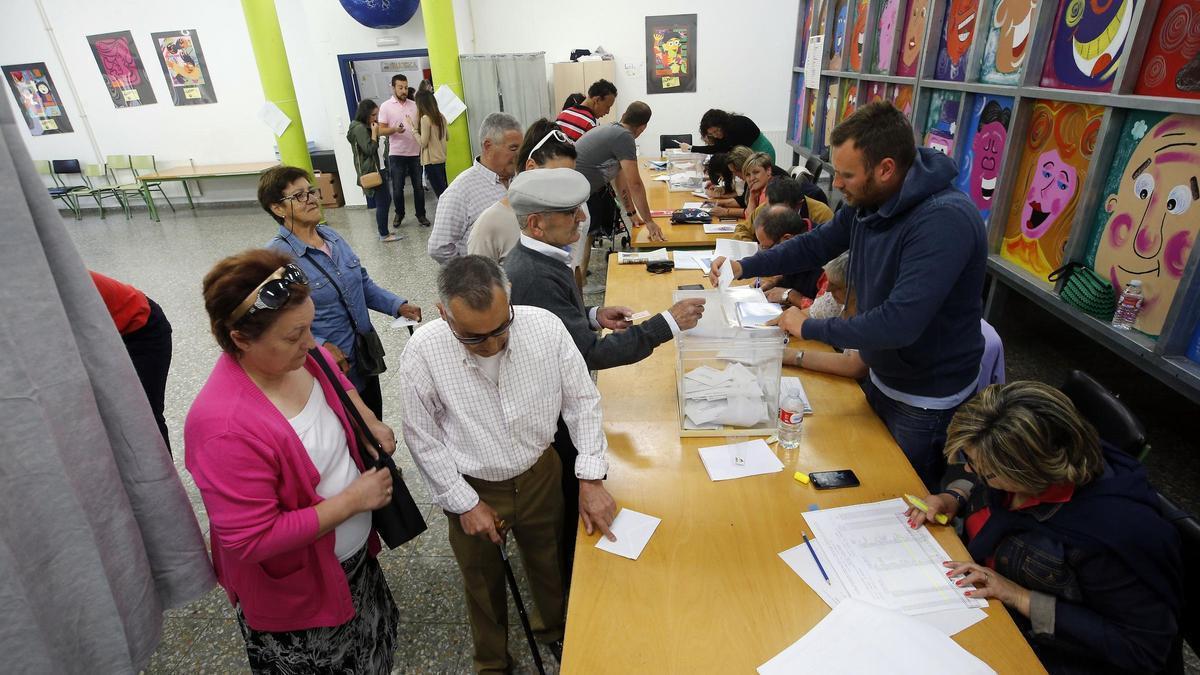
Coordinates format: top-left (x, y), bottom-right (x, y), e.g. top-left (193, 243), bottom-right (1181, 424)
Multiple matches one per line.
top-left (664, 150), bottom-right (705, 192)
top-left (675, 288), bottom-right (786, 437)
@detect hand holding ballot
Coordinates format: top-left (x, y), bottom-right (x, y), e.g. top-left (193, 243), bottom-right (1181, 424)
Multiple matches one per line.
top-left (596, 306), bottom-right (635, 330)
top-left (706, 255), bottom-right (743, 287)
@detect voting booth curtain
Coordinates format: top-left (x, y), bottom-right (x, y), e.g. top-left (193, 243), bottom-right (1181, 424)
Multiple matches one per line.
top-left (459, 52), bottom-right (551, 157)
top-left (0, 96), bottom-right (215, 672)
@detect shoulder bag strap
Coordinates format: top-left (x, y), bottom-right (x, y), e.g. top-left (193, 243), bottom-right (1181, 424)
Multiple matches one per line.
top-left (309, 348), bottom-right (385, 470)
top-left (303, 251), bottom-right (365, 336)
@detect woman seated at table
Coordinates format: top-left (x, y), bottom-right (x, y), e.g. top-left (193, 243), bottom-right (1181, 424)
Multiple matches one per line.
top-left (735, 176), bottom-right (834, 243)
top-left (185, 249), bottom-right (401, 672)
top-left (907, 382), bottom-right (1182, 674)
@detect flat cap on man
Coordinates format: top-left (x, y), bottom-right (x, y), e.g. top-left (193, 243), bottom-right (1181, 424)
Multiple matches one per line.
top-left (508, 168), bottom-right (591, 218)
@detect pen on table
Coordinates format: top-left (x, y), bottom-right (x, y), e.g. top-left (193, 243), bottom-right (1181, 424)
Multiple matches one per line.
top-left (904, 493), bottom-right (950, 525)
top-left (803, 532), bottom-right (830, 585)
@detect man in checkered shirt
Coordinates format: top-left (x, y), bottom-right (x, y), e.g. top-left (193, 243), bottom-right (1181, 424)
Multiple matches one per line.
top-left (426, 113), bottom-right (524, 265)
top-left (399, 255), bottom-right (616, 671)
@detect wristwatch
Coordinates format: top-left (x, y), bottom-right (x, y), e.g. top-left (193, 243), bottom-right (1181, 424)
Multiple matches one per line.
top-left (780, 289), bottom-right (792, 305)
top-left (794, 350), bottom-right (805, 368)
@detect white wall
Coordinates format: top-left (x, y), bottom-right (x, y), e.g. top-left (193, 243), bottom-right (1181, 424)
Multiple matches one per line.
top-left (464, 0), bottom-right (801, 163)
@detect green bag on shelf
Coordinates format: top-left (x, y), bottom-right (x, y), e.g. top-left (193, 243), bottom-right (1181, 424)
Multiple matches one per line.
top-left (1048, 262), bottom-right (1116, 321)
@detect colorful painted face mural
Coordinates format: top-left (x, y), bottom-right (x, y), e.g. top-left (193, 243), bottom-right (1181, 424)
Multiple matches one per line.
top-left (850, 0), bottom-right (870, 70)
top-left (876, 0), bottom-right (903, 72)
top-left (923, 89), bottom-right (960, 154)
top-left (1040, 0), bottom-right (1137, 91)
top-left (1134, 0), bottom-right (1200, 99)
top-left (1002, 100), bottom-right (1103, 278)
top-left (961, 98), bottom-right (1013, 211)
top-left (891, 84), bottom-right (914, 118)
top-left (1093, 114), bottom-right (1200, 334)
top-left (946, 0), bottom-right (978, 63)
top-left (867, 81), bottom-right (887, 102)
top-left (831, 0), bottom-right (850, 69)
top-left (992, 0), bottom-right (1038, 74)
top-left (899, 0), bottom-right (932, 75)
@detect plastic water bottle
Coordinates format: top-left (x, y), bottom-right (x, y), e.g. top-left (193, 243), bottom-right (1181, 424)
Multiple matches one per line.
top-left (1111, 280), bottom-right (1144, 331)
top-left (778, 393), bottom-right (805, 451)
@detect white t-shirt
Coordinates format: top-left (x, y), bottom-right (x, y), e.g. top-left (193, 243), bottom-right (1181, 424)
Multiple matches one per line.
top-left (472, 352), bottom-right (503, 384)
top-left (288, 379), bottom-right (372, 561)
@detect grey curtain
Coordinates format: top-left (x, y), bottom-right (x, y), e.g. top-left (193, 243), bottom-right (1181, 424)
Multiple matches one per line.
top-left (459, 52), bottom-right (550, 157)
top-left (0, 95), bottom-right (214, 672)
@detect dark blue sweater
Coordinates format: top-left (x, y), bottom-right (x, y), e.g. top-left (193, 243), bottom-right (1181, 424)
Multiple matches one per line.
top-left (738, 148), bottom-right (986, 398)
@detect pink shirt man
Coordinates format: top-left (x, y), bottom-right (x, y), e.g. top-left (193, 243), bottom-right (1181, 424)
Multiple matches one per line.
top-left (377, 96), bottom-right (420, 157)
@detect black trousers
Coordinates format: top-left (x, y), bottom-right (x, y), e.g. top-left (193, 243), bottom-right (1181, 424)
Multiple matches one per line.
top-left (586, 185), bottom-right (619, 236)
top-left (358, 373), bottom-right (383, 421)
top-left (122, 298), bottom-right (172, 452)
top-left (552, 417), bottom-right (580, 589)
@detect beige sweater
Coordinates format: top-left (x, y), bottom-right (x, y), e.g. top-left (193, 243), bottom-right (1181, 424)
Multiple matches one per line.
top-left (410, 114), bottom-right (448, 165)
top-left (466, 199), bottom-right (520, 262)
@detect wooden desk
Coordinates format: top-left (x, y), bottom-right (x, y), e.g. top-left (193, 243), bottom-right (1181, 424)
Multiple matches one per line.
top-left (632, 160), bottom-right (741, 250)
top-left (137, 161), bottom-right (276, 221)
top-left (561, 257), bottom-right (1044, 674)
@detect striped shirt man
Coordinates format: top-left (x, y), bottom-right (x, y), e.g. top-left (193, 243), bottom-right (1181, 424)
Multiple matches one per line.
top-left (555, 104), bottom-right (599, 142)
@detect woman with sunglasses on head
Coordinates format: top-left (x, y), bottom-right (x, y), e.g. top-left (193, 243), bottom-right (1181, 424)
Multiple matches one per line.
top-left (185, 249), bottom-right (400, 673)
top-left (467, 118), bottom-right (579, 264)
top-left (907, 382), bottom-right (1182, 674)
top-left (260, 165), bottom-right (421, 420)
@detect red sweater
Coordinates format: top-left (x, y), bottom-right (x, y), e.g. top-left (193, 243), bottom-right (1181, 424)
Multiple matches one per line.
top-left (184, 347), bottom-right (381, 632)
top-left (90, 271), bottom-right (150, 334)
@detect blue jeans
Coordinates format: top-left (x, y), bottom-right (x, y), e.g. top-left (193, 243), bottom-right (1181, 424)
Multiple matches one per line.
top-left (387, 154), bottom-right (425, 220)
top-left (863, 379), bottom-right (959, 491)
top-left (365, 169), bottom-right (392, 237)
top-left (424, 162), bottom-right (448, 196)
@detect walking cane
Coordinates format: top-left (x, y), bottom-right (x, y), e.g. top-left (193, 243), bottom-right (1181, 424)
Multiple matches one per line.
top-left (495, 519), bottom-right (547, 675)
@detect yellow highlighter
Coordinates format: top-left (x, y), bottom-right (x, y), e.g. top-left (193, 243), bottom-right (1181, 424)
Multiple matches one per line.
top-left (904, 494), bottom-right (950, 525)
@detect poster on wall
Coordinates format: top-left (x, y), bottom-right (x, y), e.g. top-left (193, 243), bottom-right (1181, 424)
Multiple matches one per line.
top-left (866, 81), bottom-right (887, 102)
top-left (897, 0), bottom-right (932, 76)
top-left (933, 0), bottom-right (980, 81)
top-left (86, 30), bottom-right (156, 108)
top-left (151, 29), bottom-right (217, 105)
top-left (872, 0), bottom-right (904, 73)
top-left (954, 94), bottom-right (1014, 221)
top-left (923, 89), bottom-right (960, 155)
top-left (979, 0), bottom-right (1039, 84)
top-left (840, 80), bottom-right (859, 121)
top-left (829, 0), bottom-right (850, 70)
top-left (1083, 112), bottom-right (1200, 336)
top-left (4, 62), bottom-right (73, 136)
top-left (1039, 0), bottom-right (1138, 91)
top-left (849, 0), bottom-right (870, 70)
top-left (645, 14), bottom-right (696, 94)
top-left (889, 83), bottom-right (914, 119)
top-left (1001, 100), bottom-right (1104, 280)
top-left (1134, 0), bottom-right (1200, 99)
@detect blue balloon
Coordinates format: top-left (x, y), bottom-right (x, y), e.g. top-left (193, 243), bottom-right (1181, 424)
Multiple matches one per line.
top-left (337, 0), bottom-right (420, 30)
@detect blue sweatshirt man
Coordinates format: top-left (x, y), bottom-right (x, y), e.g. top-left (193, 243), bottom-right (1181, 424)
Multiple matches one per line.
top-left (737, 147), bottom-right (987, 487)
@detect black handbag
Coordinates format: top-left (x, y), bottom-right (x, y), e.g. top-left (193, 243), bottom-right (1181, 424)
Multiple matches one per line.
top-left (309, 347), bottom-right (427, 549)
top-left (304, 252), bottom-right (387, 377)
top-left (671, 207), bottom-right (712, 223)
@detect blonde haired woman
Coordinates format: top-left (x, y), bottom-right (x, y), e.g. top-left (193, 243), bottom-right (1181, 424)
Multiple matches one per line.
top-left (908, 381), bottom-right (1182, 674)
top-left (708, 146), bottom-right (756, 219)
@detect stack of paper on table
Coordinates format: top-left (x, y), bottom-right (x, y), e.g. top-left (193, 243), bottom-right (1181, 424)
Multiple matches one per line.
top-left (714, 238), bottom-right (759, 260)
top-left (698, 439), bottom-right (784, 480)
top-left (777, 498), bottom-right (988, 636)
top-left (736, 302), bottom-right (783, 328)
top-left (617, 248), bottom-right (668, 264)
top-left (682, 201), bottom-right (713, 211)
top-left (703, 222), bottom-right (737, 234)
top-left (779, 376), bottom-right (813, 414)
top-left (682, 362), bottom-right (769, 428)
top-left (673, 249), bottom-right (716, 270)
top-left (757, 599), bottom-right (995, 674)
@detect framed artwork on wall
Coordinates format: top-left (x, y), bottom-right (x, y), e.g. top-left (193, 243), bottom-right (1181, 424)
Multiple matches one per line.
top-left (4, 62), bottom-right (73, 135)
top-left (1001, 99), bottom-right (1104, 279)
top-left (87, 30), bottom-right (156, 108)
top-left (841, 79), bottom-right (859, 120)
top-left (889, 83), bottom-right (915, 119)
top-left (873, 0), bottom-right (905, 73)
top-left (646, 14), bottom-right (697, 94)
top-left (1084, 112), bottom-right (1200, 336)
top-left (933, 0), bottom-right (982, 81)
top-left (830, 0), bottom-right (851, 70)
top-left (1133, 0), bottom-right (1200, 99)
top-left (866, 81), bottom-right (887, 102)
top-left (923, 89), bottom-right (961, 155)
top-left (1039, 0), bottom-right (1138, 91)
top-left (978, 0), bottom-right (1038, 84)
top-left (897, 0), bottom-right (933, 76)
top-left (849, 0), bottom-right (871, 70)
top-left (954, 94), bottom-right (1014, 220)
top-left (151, 30), bottom-right (217, 105)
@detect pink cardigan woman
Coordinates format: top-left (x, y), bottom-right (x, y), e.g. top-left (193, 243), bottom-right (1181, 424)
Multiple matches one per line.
top-left (185, 248), bottom-right (400, 673)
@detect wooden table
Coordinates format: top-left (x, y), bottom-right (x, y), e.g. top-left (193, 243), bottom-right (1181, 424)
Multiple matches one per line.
top-left (137, 161), bottom-right (276, 221)
top-left (632, 160), bottom-right (742, 250)
top-left (560, 257), bottom-right (1045, 674)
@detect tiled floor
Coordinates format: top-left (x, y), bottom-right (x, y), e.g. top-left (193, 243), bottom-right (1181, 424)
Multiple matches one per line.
top-left (67, 194), bottom-right (1196, 673)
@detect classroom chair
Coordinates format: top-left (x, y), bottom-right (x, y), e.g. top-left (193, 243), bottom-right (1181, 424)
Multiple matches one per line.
top-left (34, 159), bottom-right (81, 219)
top-left (1158, 491), bottom-right (1199, 673)
top-left (660, 133), bottom-right (693, 154)
top-left (1060, 369), bottom-right (1150, 461)
top-left (107, 154), bottom-right (160, 221)
top-left (79, 163), bottom-right (123, 218)
top-left (51, 160), bottom-right (100, 220)
top-left (131, 154), bottom-right (175, 214)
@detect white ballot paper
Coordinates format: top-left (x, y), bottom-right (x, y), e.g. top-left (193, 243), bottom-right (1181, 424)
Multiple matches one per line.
top-left (778, 537), bottom-right (986, 636)
top-left (673, 249), bottom-right (716, 270)
top-left (757, 599), bottom-right (995, 675)
top-left (703, 222), bottom-right (737, 234)
top-left (595, 508), bottom-right (661, 560)
top-left (736, 302), bottom-right (783, 328)
top-left (390, 316), bottom-right (419, 328)
top-left (802, 499), bottom-right (988, 616)
top-left (717, 258), bottom-right (734, 289)
top-left (698, 439), bottom-right (784, 481)
top-left (715, 238), bottom-right (759, 260)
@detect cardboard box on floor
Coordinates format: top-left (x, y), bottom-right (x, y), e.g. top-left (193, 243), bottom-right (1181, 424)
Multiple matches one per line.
top-left (314, 171), bottom-right (343, 207)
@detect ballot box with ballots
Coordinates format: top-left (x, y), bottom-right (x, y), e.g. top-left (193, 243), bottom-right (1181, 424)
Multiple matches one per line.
top-left (675, 286), bottom-right (786, 437)
top-left (665, 150), bottom-right (705, 192)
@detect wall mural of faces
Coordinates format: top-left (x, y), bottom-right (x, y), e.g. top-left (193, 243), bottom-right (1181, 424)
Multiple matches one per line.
top-left (954, 96), bottom-right (1014, 219)
top-left (981, 0), bottom-right (1039, 83)
top-left (898, 0), bottom-right (932, 76)
top-left (1040, 0), bottom-right (1138, 91)
top-left (875, 0), bottom-right (904, 72)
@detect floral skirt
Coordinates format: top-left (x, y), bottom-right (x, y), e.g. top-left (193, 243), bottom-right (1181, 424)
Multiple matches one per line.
top-left (235, 547), bottom-right (399, 674)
